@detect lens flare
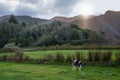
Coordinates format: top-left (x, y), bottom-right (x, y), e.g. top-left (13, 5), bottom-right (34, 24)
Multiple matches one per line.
top-left (80, 4), bottom-right (94, 17)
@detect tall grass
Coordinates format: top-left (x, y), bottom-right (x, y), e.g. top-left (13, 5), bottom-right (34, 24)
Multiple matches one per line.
top-left (101, 51), bottom-right (112, 62)
top-left (0, 50), bottom-right (119, 66)
top-left (115, 52), bottom-right (120, 65)
top-left (55, 53), bottom-right (64, 62)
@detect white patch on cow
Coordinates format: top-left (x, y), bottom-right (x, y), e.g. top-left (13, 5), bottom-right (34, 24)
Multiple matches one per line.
top-left (79, 65), bottom-right (82, 72)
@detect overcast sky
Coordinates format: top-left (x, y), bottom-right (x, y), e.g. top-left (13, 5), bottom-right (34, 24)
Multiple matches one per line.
top-left (0, 0), bottom-right (120, 19)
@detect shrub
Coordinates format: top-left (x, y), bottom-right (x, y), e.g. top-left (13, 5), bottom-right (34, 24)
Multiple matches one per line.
top-left (101, 51), bottom-right (112, 62)
top-left (43, 54), bottom-right (54, 62)
top-left (0, 48), bottom-right (13, 53)
top-left (6, 54), bottom-right (14, 61)
top-left (88, 52), bottom-right (94, 61)
top-left (75, 52), bottom-right (84, 61)
top-left (55, 53), bottom-right (64, 62)
top-left (115, 53), bottom-right (120, 63)
top-left (22, 55), bottom-right (30, 62)
top-left (66, 54), bottom-right (73, 63)
top-left (1, 55), bottom-right (8, 62)
top-left (40, 59), bottom-right (50, 64)
top-left (94, 51), bottom-right (101, 62)
top-left (70, 40), bottom-right (86, 45)
top-left (13, 52), bottom-right (24, 62)
top-left (36, 54), bottom-right (54, 64)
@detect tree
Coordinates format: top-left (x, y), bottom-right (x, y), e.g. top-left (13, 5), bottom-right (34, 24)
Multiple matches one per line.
top-left (70, 29), bottom-right (80, 40)
top-left (21, 22), bottom-right (26, 27)
top-left (8, 14), bottom-right (18, 24)
top-left (35, 34), bottom-right (54, 46)
top-left (51, 20), bottom-right (62, 26)
top-left (8, 38), bottom-right (17, 43)
top-left (82, 29), bottom-right (100, 43)
top-left (70, 24), bottom-right (80, 30)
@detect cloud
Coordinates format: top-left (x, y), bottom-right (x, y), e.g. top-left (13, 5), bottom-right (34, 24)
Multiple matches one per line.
top-left (53, 0), bottom-right (80, 15)
top-left (54, 0), bottom-right (79, 7)
top-left (0, 0), bottom-right (120, 19)
top-left (24, 0), bottom-right (39, 3)
top-left (0, 0), bottom-right (80, 18)
top-left (0, 3), bottom-right (10, 15)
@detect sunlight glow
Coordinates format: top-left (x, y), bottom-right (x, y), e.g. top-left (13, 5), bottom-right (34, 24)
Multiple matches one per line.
top-left (74, 2), bottom-right (95, 17)
top-left (80, 4), bottom-right (94, 17)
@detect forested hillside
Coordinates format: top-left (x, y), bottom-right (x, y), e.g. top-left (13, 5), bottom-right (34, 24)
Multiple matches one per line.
top-left (0, 15), bottom-right (103, 47)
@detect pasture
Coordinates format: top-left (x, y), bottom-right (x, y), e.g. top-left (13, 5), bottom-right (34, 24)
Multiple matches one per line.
top-left (0, 50), bottom-right (119, 59)
top-left (24, 50), bottom-right (119, 59)
top-left (0, 62), bottom-right (120, 80)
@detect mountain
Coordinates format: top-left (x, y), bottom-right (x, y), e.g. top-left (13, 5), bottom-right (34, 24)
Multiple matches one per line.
top-left (0, 10), bottom-right (120, 44)
top-left (51, 15), bottom-right (92, 23)
top-left (51, 10), bottom-right (120, 44)
top-left (0, 15), bottom-right (51, 26)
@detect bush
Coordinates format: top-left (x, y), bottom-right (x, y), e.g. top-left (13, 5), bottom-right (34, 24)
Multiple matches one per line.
top-left (22, 55), bottom-right (30, 62)
top-left (13, 53), bottom-right (24, 62)
top-left (115, 53), bottom-right (120, 63)
top-left (88, 51), bottom-right (101, 62)
top-left (43, 54), bottom-right (54, 63)
top-left (70, 40), bottom-right (86, 45)
top-left (101, 51), bottom-right (112, 62)
top-left (88, 52), bottom-right (94, 61)
top-left (36, 54), bottom-right (54, 64)
top-left (66, 54), bottom-right (74, 63)
top-left (0, 48), bottom-right (13, 53)
top-left (94, 51), bottom-right (101, 62)
top-left (88, 51), bottom-right (112, 62)
top-left (75, 52), bottom-right (84, 60)
top-left (55, 53), bottom-right (64, 62)
top-left (1, 55), bottom-right (8, 62)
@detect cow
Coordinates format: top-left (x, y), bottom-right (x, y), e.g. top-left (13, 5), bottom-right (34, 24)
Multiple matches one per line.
top-left (72, 59), bottom-right (82, 71)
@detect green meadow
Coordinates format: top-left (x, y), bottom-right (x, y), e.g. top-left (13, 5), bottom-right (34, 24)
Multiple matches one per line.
top-left (0, 50), bottom-right (119, 59)
top-left (0, 50), bottom-right (120, 80)
top-left (24, 50), bottom-right (119, 59)
top-left (0, 62), bottom-right (120, 80)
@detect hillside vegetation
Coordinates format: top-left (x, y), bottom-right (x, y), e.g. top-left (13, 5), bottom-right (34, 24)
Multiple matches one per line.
top-left (0, 15), bottom-right (104, 48)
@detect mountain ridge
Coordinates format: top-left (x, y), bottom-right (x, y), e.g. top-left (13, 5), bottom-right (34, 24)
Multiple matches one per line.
top-left (0, 10), bottom-right (120, 44)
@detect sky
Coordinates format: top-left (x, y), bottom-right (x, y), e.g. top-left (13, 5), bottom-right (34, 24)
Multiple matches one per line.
top-left (0, 0), bottom-right (120, 19)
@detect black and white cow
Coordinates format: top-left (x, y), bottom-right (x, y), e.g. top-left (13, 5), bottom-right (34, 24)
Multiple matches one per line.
top-left (72, 60), bottom-right (82, 71)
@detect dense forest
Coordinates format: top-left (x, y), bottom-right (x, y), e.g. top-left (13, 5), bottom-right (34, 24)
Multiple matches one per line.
top-left (0, 15), bottom-right (105, 48)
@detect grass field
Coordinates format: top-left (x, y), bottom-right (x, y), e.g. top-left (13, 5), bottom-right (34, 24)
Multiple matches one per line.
top-left (0, 62), bottom-right (120, 80)
top-left (24, 50), bottom-right (119, 60)
top-left (0, 50), bottom-right (119, 60)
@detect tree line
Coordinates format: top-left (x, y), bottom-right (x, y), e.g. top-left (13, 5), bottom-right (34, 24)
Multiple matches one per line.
top-left (0, 15), bottom-right (105, 48)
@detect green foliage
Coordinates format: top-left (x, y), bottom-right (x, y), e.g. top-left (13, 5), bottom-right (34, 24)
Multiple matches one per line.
top-left (0, 22), bottom-right (23, 47)
top-left (0, 18), bottom-right (103, 47)
top-left (0, 50), bottom-right (119, 66)
top-left (55, 53), bottom-right (64, 62)
top-left (8, 14), bottom-right (18, 24)
top-left (70, 40), bottom-right (87, 45)
top-left (51, 20), bottom-right (62, 26)
top-left (21, 22), bottom-right (26, 27)
top-left (70, 29), bottom-right (80, 40)
top-left (82, 29), bottom-right (100, 43)
top-left (36, 34), bottom-right (54, 46)
top-left (70, 24), bottom-right (80, 29)
top-left (8, 38), bottom-right (17, 43)
top-left (115, 53), bottom-right (120, 64)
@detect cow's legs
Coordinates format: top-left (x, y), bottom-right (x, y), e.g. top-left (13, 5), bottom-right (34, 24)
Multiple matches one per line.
top-left (79, 65), bottom-right (82, 72)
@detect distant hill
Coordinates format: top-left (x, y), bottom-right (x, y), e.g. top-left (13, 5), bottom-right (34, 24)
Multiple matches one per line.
top-left (0, 15), bottom-right (51, 26)
top-left (51, 10), bottom-right (120, 44)
top-left (0, 10), bottom-right (120, 44)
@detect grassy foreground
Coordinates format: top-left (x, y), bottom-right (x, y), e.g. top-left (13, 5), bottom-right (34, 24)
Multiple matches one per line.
top-left (0, 62), bottom-right (120, 80)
